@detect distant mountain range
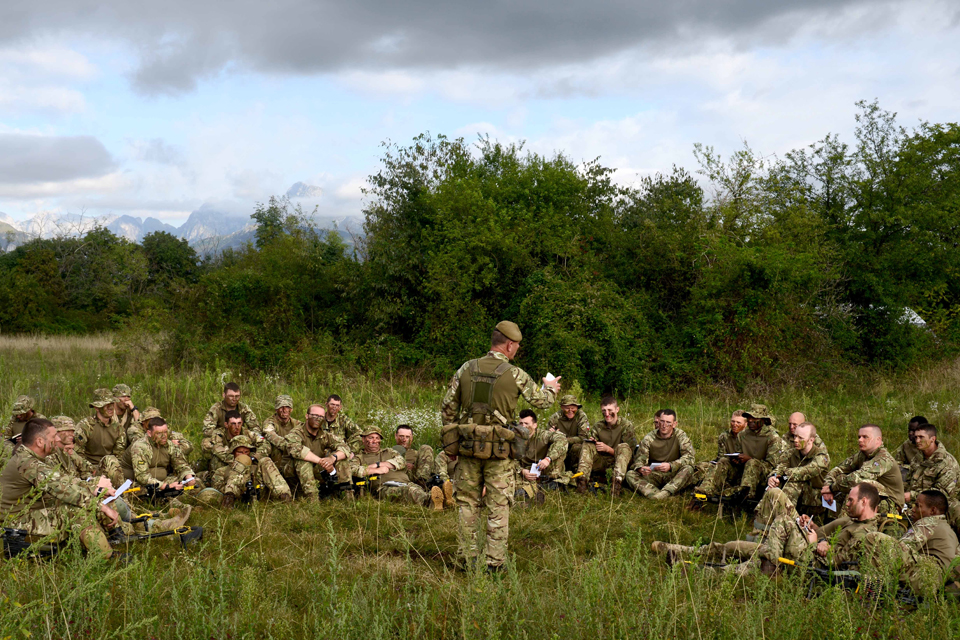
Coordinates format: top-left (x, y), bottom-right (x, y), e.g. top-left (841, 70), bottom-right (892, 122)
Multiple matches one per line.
top-left (0, 183), bottom-right (362, 255)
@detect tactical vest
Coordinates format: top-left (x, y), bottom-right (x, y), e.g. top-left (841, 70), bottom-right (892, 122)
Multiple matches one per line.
top-left (648, 433), bottom-right (682, 463)
top-left (0, 450), bottom-right (57, 515)
top-left (82, 417), bottom-right (122, 462)
top-left (441, 356), bottom-right (528, 460)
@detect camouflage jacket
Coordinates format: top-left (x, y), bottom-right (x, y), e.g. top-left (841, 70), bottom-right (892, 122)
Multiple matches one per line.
top-left (124, 438), bottom-right (194, 487)
top-left (74, 414), bottom-right (128, 463)
top-left (205, 427), bottom-right (261, 466)
top-left (262, 414), bottom-right (303, 450)
top-left (285, 424), bottom-right (350, 462)
top-left (0, 447), bottom-right (95, 519)
top-left (773, 438), bottom-right (830, 484)
top-left (589, 417), bottom-right (638, 453)
top-left (546, 409), bottom-right (592, 445)
top-left (825, 446), bottom-right (904, 504)
top-left (126, 424), bottom-right (194, 457)
top-left (631, 428), bottom-right (695, 470)
top-left (818, 515), bottom-right (879, 566)
top-left (900, 514), bottom-right (960, 570)
top-left (520, 428), bottom-right (568, 467)
top-left (714, 429), bottom-right (743, 459)
top-left (435, 450), bottom-right (458, 483)
top-left (1, 413), bottom-right (47, 440)
top-left (895, 439), bottom-right (923, 468)
top-left (440, 351), bottom-right (557, 425)
top-left (905, 442), bottom-right (960, 502)
top-left (323, 413), bottom-right (361, 454)
top-left (202, 401), bottom-right (260, 438)
top-left (50, 447), bottom-right (98, 479)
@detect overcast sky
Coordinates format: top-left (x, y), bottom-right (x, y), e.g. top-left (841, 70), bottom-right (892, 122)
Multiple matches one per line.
top-left (1, 0), bottom-right (958, 226)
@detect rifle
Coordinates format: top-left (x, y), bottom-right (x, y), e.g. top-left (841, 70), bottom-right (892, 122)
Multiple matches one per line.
top-left (108, 525), bottom-right (204, 550)
top-left (318, 469), bottom-right (353, 499)
top-left (127, 484), bottom-right (197, 502)
top-left (777, 557), bottom-right (862, 594)
top-left (241, 480), bottom-right (261, 503)
top-left (1, 527), bottom-right (64, 559)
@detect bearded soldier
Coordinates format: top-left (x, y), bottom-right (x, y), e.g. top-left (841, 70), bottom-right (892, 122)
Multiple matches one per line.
top-left (440, 320), bottom-right (560, 571)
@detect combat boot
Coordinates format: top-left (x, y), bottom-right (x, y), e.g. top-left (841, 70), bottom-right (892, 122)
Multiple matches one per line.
top-left (220, 494), bottom-right (236, 509)
top-left (576, 477), bottom-right (588, 494)
top-left (639, 484), bottom-right (658, 498)
top-left (430, 486), bottom-right (444, 511)
top-left (442, 480), bottom-right (455, 508)
top-left (612, 477), bottom-right (622, 498)
top-left (153, 505), bottom-right (192, 532)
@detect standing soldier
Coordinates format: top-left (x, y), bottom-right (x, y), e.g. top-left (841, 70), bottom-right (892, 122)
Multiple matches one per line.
top-left (262, 395), bottom-right (303, 482)
top-left (440, 320), bottom-right (560, 572)
top-left (575, 396), bottom-right (637, 497)
top-left (547, 395), bottom-right (591, 472)
top-left (624, 409), bottom-right (696, 500)
top-left (74, 388), bottom-right (127, 488)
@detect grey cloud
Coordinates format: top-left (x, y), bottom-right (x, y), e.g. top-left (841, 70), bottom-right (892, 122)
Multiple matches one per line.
top-left (132, 138), bottom-right (186, 166)
top-left (0, 0), bottom-right (904, 95)
top-left (0, 133), bottom-right (115, 184)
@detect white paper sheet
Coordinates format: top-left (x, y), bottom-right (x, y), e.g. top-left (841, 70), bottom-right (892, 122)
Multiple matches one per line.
top-left (103, 479), bottom-right (132, 504)
top-left (822, 495), bottom-right (837, 512)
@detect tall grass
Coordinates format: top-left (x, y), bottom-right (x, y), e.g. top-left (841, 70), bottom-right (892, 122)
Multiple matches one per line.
top-left (2, 337), bottom-right (960, 638)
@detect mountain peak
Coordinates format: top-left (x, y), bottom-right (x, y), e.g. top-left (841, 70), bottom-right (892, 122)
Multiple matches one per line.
top-left (286, 182), bottom-right (323, 198)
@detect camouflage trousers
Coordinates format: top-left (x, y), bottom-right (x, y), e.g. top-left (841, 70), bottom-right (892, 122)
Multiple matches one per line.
top-left (294, 458), bottom-right (351, 500)
top-left (863, 532), bottom-right (946, 598)
top-left (624, 464), bottom-right (695, 497)
top-left (215, 458), bottom-right (291, 499)
top-left (776, 478), bottom-right (823, 510)
top-left (7, 504), bottom-right (113, 559)
top-left (576, 443), bottom-right (632, 480)
top-left (515, 459), bottom-right (571, 498)
top-left (96, 455), bottom-right (126, 490)
top-left (378, 483), bottom-right (431, 506)
top-left (455, 456), bottom-right (515, 569)
top-left (696, 458), bottom-right (773, 499)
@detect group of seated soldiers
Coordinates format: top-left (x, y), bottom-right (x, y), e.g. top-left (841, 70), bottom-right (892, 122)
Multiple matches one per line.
top-left (3, 383), bottom-right (959, 599)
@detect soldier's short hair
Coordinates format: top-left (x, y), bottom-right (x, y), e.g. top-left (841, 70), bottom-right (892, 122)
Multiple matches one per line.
top-left (326, 394), bottom-right (342, 403)
top-left (518, 409), bottom-right (537, 423)
top-left (146, 417), bottom-right (167, 430)
top-left (854, 482), bottom-right (880, 509)
top-left (731, 410), bottom-right (745, 418)
top-left (600, 395), bottom-right (618, 408)
top-left (224, 382), bottom-right (241, 394)
top-left (395, 424), bottom-right (413, 435)
top-left (909, 416), bottom-right (928, 428)
top-left (796, 421), bottom-right (817, 438)
top-left (224, 409), bottom-right (243, 423)
top-left (21, 418), bottom-right (54, 446)
top-left (919, 490), bottom-right (948, 515)
top-left (859, 424), bottom-right (882, 438)
top-left (490, 329), bottom-right (509, 348)
top-left (660, 409), bottom-right (677, 420)
top-left (916, 424), bottom-right (938, 439)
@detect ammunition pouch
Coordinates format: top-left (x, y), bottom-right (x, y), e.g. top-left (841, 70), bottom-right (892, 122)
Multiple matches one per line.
top-left (452, 423), bottom-right (526, 460)
top-left (441, 423), bottom-right (461, 456)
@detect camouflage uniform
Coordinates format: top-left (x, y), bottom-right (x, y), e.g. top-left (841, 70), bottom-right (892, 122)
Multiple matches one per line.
top-left (825, 446), bottom-right (905, 516)
top-left (203, 424), bottom-right (261, 475)
top-left (120, 436), bottom-right (196, 487)
top-left (440, 342), bottom-right (557, 569)
top-left (816, 515), bottom-right (880, 566)
top-left (435, 450), bottom-right (459, 484)
top-left (576, 417), bottom-right (637, 482)
top-left (768, 435), bottom-right (830, 509)
top-left (904, 442), bottom-right (960, 504)
top-left (352, 446), bottom-right (433, 506)
top-left (213, 435), bottom-right (292, 500)
top-left (285, 424), bottom-right (351, 500)
top-left (895, 438), bottom-right (923, 480)
top-left (324, 412), bottom-right (362, 454)
top-left (50, 445), bottom-right (98, 479)
top-left (624, 427), bottom-right (696, 497)
top-left (396, 444), bottom-right (437, 486)
top-left (515, 428), bottom-right (568, 498)
top-left (547, 395), bottom-right (592, 471)
top-left (695, 424), bottom-right (782, 499)
top-left (201, 400), bottom-right (260, 454)
top-left (1, 395), bottom-right (45, 467)
top-left (0, 446), bottom-right (113, 557)
top-left (261, 399), bottom-right (303, 479)
top-left (74, 390), bottom-right (127, 489)
top-left (864, 514), bottom-right (960, 598)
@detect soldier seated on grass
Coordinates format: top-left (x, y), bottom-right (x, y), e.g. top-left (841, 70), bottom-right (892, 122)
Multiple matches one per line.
top-left (284, 404), bottom-right (352, 501)
top-left (575, 396), bottom-right (636, 497)
top-left (547, 394), bottom-right (591, 472)
top-left (515, 409), bottom-right (568, 505)
top-left (902, 424), bottom-right (959, 508)
top-left (120, 417), bottom-right (201, 494)
top-left (351, 426), bottom-right (445, 510)
top-left (212, 435), bottom-right (293, 508)
top-left (895, 415), bottom-right (927, 482)
top-left (823, 425), bottom-right (904, 518)
top-left (624, 409), bottom-right (696, 500)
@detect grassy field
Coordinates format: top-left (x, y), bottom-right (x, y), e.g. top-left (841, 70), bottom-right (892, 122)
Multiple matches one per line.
top-left (2, 337), bottom-right (960, 639)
